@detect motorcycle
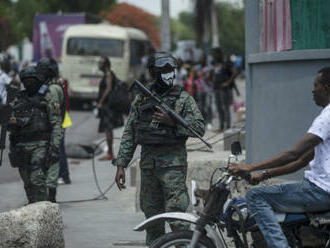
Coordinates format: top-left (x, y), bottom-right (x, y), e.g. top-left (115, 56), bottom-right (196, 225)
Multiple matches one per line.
top-left (134, 142), bottom-right (330, 248)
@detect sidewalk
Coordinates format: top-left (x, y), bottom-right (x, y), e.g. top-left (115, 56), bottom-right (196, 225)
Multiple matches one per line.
top-left (57, 149), bottom-right (145, 248)
top-left (57, 129), bottom-right (228, 248)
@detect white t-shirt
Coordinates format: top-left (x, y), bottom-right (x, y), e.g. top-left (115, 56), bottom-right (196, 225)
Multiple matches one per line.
top-left (305, 103), bottom-right (330, 194)
top-left (0, 69), bottom-right (12, 104)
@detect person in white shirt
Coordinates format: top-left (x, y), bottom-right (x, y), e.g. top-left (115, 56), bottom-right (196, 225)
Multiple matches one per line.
top-left (229, 67), bottom-right (330, 248)
top-left (0, 67), bottom-right (12, 104)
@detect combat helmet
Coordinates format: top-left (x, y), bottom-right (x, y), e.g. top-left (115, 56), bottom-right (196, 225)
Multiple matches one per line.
top-left (147, 52), bottom-right (178, 88)
top-left (37, 57), bottom-right (59, 80)
top-left (19, 66), bottom-right (45, 95)
top-left (19, 66), bottom-right (44, 82)
top-left (147, 52), bottom-right (178, 77)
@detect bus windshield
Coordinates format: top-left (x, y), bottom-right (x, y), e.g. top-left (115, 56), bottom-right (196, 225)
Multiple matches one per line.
top-left (67, 38), bottom-right (124, 57)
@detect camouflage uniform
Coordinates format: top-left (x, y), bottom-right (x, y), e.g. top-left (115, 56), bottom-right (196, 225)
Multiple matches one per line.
top-left (45, 80), bottom-right (64, 193)
top-left (115, 85), bottom-right (205, 245)
top-left (8, 80), bottom-right (63, 203)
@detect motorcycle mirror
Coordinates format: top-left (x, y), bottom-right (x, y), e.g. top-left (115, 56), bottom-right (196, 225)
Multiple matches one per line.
top-left (231, 141), bottom-right (242, 155)
top-left (191, 180), bottom-right (199, 207)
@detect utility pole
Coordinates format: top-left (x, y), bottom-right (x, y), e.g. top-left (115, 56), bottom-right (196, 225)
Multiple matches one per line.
top-left (161, 0), bottom-right (171, 52)
top-left (210, 0), bottom-right (219, 48)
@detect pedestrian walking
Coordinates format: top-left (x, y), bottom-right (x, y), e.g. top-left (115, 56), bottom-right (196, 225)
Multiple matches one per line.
top-left (183, 64), bottom-right (197, 99)
top-left (194, 67), bottom-right (210, 123)
top-left (97, 55), bottom-right (124, 161)
top-left (175, 59), bottom-right (188, 87)
top-left (212, 48), bottom-right (237, 131)
top-left (0, 60), bottom-right (12, 104)
top-left (202, 62), bottom-right (214, 129)
top-left (114, 52), bottom-right (205, 246)
top-left (58, 78), bottom-right (72, 185)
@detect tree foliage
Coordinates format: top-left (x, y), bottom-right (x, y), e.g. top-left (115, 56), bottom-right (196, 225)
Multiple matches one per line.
top-left (45, 0), bottom-right (115, 14)
top-left (216, 2), bottom-right (245, 55)
top-left (0, 0), bottom-right (22, 49)
top-left (102, 3), bottom-right (160, 49)
top-left (174, 2), bottom-right (245, 55)
top-left (0, 0), bottom-right (116, 50)
top-left (172, 12), bottom-right (196, 41)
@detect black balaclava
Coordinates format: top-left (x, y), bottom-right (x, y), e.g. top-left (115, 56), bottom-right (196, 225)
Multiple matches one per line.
top-left (23, 77), bottom-right (42, 96)
top-left (19, 66), bottom-right (44, 96)
top-left (37, 57), bottom-right (59, 82)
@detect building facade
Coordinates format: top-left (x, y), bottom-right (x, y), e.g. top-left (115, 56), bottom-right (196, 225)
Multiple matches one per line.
top-left (245, 0), bottom-right (330, 174)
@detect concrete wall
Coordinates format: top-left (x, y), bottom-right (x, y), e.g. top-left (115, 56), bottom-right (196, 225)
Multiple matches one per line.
top-left (245, 1), bottom-right (330, 164)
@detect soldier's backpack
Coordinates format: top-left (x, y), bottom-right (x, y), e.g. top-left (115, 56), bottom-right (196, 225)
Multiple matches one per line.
top-left (107, 79), bottom-right (131, 115)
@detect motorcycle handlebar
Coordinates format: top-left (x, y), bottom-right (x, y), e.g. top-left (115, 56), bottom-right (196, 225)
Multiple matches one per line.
top-left (214, 166), bottom-right (251, 186)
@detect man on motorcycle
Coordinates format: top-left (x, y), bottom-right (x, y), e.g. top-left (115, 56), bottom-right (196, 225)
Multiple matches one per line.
top-left (114, 51), bottom-right (205, 246)
top-left (229, 67), bottom-right (330, 248)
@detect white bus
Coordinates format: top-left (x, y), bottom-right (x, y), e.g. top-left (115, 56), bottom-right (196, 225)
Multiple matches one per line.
top-left (61, 24), bottom-right (151, 101)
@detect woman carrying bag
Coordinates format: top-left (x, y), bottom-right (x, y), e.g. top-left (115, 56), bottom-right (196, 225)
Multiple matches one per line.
top-left (97, 56), bottom-right (124, 161)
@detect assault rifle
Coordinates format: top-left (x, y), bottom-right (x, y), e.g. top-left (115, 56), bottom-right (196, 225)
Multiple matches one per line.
top-left (130, 80), bottom-right (212, 149)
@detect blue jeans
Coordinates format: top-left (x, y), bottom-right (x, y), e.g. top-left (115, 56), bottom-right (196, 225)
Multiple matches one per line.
top-left (246, 179), bottom-right (330, 248)
top-left (59, 132), bottom-right (70, 180)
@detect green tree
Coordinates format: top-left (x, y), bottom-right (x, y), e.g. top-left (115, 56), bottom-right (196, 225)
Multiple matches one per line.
top-left (175, 2), bottom-right (245, 55)
top-left (45, 0), bottom-right (115, 15)
top-left (178, 11), bottom-right (195, 29)
top-left (170, 11), bottom-right (196, 49)
top-left (171, 12), bottom-right (196, 42)
top-left (0, 0), bottom-right (21, 50)
top-left (10, 0), bottom-right (50, 41)
top-left (216, 2), bottom-right (245, 55)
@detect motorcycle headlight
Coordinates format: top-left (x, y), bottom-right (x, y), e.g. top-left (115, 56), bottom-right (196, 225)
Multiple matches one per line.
top-left (231, 207), bottom-right (248, 222)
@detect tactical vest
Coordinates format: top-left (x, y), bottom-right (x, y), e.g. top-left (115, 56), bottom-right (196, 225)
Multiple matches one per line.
top-left (48, 78), bottom-right (66, 122)
top-left (9, 92), bottom-right (51, 143)
top-left (134, 85), bottom-right (187, 146)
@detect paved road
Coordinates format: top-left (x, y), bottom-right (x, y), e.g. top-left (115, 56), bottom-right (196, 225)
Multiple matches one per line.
top-left (0, 143), bottom-right (20, 183)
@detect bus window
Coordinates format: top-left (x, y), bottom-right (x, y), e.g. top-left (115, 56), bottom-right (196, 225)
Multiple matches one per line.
top-left (129, 39), bottom-right (148, 66)
top-left (67, 38), bottom-right (124, 57)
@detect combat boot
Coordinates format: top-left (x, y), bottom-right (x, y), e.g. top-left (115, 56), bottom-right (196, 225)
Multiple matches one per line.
top-left (48, 188), bottom-right (57, 203)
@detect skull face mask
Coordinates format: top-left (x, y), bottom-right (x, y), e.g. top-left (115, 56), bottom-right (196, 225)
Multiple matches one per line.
top-left (160, 71), bottom-right (175, 87)
top-left (148, 52), bottom-right (178, 93)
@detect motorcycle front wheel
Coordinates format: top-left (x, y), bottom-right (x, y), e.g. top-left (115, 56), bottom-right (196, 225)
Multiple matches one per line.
top-left (150, 230), bottom-right (216, 248)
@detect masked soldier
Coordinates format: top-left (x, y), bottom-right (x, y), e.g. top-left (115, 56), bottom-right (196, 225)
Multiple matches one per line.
top-left (115, 52), bottom-right (205, 245)
top-left (36, 58), bottom-right (65, 203)
top-left (8, 65), bottom-right (63, 203)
